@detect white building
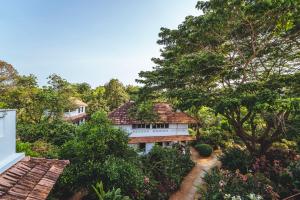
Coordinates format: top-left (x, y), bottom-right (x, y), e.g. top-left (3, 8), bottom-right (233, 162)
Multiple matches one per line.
top-left (109, 102), bottom-right (197, 153)
top-left (0, 109), bottom-right (69, 199)
top-left (0, 109), bottom-right (24, 173)
top-left (64, 97), bottom-right (88, 125)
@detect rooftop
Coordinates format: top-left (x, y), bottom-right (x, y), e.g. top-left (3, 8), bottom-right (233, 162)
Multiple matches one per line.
top-left (69, 97), bottom-right (88, 107)
top-left (109, 102), bottom-right (197, 125)
top-left (0, 157), bottom-right (69, 200)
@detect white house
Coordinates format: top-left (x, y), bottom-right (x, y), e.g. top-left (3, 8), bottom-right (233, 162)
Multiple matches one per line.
top-left (109, 102), bottom-right (197, 153)
top-left (0, 109), bottom-right (69, 200)
top-left (0, 109), bottom-right (24, 174)
top-left (64, 97), bottom-right (88, 125)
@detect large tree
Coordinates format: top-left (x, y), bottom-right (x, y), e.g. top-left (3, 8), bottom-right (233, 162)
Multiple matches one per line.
top-left (104, 79), bottom-right (129, 111)
top-left (138, 0), bottom-right (300, 156)
top-left (0, 61), bottom-right (18, 94)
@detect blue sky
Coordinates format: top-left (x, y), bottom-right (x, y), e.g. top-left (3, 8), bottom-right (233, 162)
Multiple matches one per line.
top-left (0, 0), bottom-right (200, 87)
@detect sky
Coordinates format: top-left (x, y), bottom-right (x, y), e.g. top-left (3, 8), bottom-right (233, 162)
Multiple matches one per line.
top-left (0, 0), bottom-right (200, 87)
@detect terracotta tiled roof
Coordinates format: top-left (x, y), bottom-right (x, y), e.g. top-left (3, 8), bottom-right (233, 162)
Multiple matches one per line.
top-left (109, 102), bottom-right (197, 125)
top-left (64, 113), bottom-right (88, 123)
top-left (128, 135), bottom-right (196, 144)
top-left (0, 157), bottom-right (69, 200)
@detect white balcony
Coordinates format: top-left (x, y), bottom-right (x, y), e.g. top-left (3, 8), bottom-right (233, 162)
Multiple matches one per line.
top-left (117, 124), bottom-right (189, 137)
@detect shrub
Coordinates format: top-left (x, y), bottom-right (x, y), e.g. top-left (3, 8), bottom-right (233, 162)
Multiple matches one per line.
top-left (17, 119), bottom-right (75, 145)
top-left (288, 160), bottom-right (300, 190)
top-left (251, 148), bottom-right (299, 198)
top-left (52, 112), bottom-right (143, 199)
top-left (199, 168), bottom-right (279, 200)
top-left (142, 145), bottom-right (194, 199)
top-left (16, 141), bottom-right (40, 157)
top-left (92, 181), bottom-right (130, 200)
top-left (101, 157), bottom-right (146, 199)
top-left (220, 147), bottom-right (252, 174)
top-left (195, 144), bottom-right (213, 157)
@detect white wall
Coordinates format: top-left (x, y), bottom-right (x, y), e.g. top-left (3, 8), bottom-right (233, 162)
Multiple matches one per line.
top-left (64, 106), bottom-right (86, 118)
top-left (116, 123), bottom-right (189, 137)
top-left (145, 143), bottom-right (154, 154)
top-left (0, 110), bottom-right (24, 173)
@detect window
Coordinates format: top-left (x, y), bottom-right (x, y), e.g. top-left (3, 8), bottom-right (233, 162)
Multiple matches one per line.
top-left (152, 123), bottom-right (169, 129)
top-left (132, 124), bottom-right (150, 129)
top-left (81, 107), bottom-right (84, 112)
top-left (139, 143), bottom-right (146, 152)
top-left (78, 108), bottom-right (81, 113)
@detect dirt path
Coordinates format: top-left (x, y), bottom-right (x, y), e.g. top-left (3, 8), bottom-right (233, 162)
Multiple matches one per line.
top-left (169, 148), bottom-right (221, 200)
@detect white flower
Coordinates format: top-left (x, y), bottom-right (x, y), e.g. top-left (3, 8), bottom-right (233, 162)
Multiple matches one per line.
top-left (247, 193), bottom-right (263, 200)
top-left (232, 196), bottom-right (242, 200)
top-left (224, 194), bottom-right (231, 199)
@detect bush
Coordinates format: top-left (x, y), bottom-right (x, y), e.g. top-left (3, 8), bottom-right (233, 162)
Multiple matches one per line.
top-left (92, 181), bottom-right (130, 200)
top-left (52, 112), bottom-right (143, 199)
top-left (16, 141), bottom-right (40, 157)
top-left (288, 160), bottom-right (300, 190)
top-left (199, 168), bottom-right (279, 200)
top-left (17, 119), bottom-right (75, 145)
top-left (220, 147), bottom-right (252, 174)
top-left (142, 145), bottom-right (194, 199)
top-left (194, 144), bottom-right (213, 157)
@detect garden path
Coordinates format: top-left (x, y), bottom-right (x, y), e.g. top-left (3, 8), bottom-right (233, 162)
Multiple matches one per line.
top-left (169, 147), bottom-right (221, 200)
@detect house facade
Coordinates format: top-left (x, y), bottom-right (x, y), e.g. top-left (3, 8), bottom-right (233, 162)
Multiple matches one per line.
top-left (109, 102), bottom-right (197, 153)
top-left (64, 98), bottom-right (88, 125)
top-left (0, 109), bottom-right (69, 199)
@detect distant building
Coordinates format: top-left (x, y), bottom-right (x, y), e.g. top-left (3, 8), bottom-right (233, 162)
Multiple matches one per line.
top-left (109, 102), bottom-right (197, 154)
top-left (0, 109), bottom-right (69, 200)
top-left (64, 97), bottom-right (88, 125)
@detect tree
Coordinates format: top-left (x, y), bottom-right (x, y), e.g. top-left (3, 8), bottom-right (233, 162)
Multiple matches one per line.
top-left (0, 60), bottom-right (18, 88)
top-left (44, 74), bottom-right (76, 119)
top-left (54, 112), bottom-right (143, 199)
top-left (104, 79), bottom-right (129, 111)
top-left (137, 0), bottom-right (300, 156)
top-left (125, 85), bottom-right (140, 102)
top-left (87, 86), bottom-right (109, 114)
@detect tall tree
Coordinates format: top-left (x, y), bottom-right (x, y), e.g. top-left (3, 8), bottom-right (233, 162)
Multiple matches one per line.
top-left (138, 0), bottom-right (300, 156)
top-left (0, 60), bottom-right (18, 91)
top-left (104, 79), bottom-right (129, 111)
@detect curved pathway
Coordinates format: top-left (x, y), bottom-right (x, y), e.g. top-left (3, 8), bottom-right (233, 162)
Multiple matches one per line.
top-left (169, 148), bottom-right (221, 200)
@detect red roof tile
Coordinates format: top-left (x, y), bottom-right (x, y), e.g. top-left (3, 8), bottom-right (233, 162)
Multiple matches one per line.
top-left (128, 135), bottom-right (196, 144)
top-left (109, 102), bottom-right (197, 125)
top-left (0, 157), bottom-right (69, 200)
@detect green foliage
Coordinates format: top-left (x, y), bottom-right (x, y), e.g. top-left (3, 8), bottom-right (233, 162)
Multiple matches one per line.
top-left (272, 139), bottom-right (297, 151)
top-left (126, 85), bottom-right (140, 102)
top-left (137, 0), bottom-right (300, 157)
top-left (104, 79), bottom-right (129, 111)
top-left (17, 119), bottom-right (75, 145)
top-left (54, 111), bottom-right (144, 199)
top-left (141, 145), bottom-right (194, 199)
top-left (128, 101), bottom-right (158, 122)
top-left (16, 140), bottom-right (59, 158)
top-left (0, 60), bottom-right (18, 89)
top-left (220, 148), bottom-right (252, 174)
top-left (288, 160), bottom-right (300, 190)
top-left (200, 168), bottom-right (277, 200)
top-left (16, 141), bottom-right (40, 157)
top-left (92, 181), bottom-right (130, 200)
top-left (87, 86), bottom-right (109, 114)
top-left (102, 157), bottom-right (145, 198)
top-left (194, 144), bottom-right (213, 157)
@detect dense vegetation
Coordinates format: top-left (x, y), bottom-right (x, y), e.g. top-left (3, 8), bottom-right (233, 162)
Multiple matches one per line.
top-left (0, 61), bottom-right (193, 200)
top-left (1, 0), bottom-right (300, 199)
top-left (137, 0), bottom-right (300, 199)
